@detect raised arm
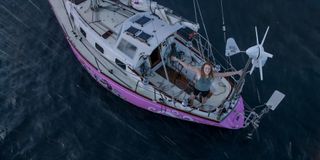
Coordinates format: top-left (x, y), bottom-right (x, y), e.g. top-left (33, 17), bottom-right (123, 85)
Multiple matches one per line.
top-left (214, 70), bottom-right (242, 78)
top-left (171, 56), bottom-right (199, 74)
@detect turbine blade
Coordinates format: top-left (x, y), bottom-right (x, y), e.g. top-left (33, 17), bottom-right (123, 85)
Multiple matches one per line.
top-left (249, 65), bottom-right (255, 75)
top-left (255, 26), bottom-right (259, 45)
top-left (259, 59), bottom-right (263, 80)
top-left (225, 38), bottom-right (240, 56)
top-left (261, 26), bottom-right (270, 46)
top-left (263, 51), bottom-right (273, 58)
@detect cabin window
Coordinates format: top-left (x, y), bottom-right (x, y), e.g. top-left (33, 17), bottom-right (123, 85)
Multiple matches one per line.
top-left (115, 59), bottom-right (126, 70)
top-left (117, 39), bottom-right (137, 59)
top-left (95, 43), bottom-right (104, 54)
top-left (80, 27), bottom-right (86, 38)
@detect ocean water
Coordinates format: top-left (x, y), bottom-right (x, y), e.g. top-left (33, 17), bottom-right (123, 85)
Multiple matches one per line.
top-left (0, 0), bottom-right (319, 159)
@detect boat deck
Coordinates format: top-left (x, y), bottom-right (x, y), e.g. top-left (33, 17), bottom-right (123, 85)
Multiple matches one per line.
top-left (76, 0), bottom-right (135, 34)
top-left (71, 0), bottom-right (136, 50)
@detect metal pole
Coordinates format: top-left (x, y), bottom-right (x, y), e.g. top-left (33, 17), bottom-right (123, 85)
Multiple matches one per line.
top-left (220, 0), bottom-right (227, 43)
top-left (159, 46), bottom-right (170, 84)
top-left (231, 58), bottom-right (252, 99)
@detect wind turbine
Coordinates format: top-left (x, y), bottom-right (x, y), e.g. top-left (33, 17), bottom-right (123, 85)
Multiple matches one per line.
top-left (225, 27), bottom-right (285, 132)
top-left (225, 26), bottom-right (273, 80)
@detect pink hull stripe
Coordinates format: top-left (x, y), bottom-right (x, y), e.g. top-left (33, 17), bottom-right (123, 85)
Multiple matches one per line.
top-left (67, 39), bottom-right (245, 129)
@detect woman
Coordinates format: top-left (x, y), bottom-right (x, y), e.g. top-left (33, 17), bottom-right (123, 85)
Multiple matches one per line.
top-left (171, 56), bottom-right (242, 107)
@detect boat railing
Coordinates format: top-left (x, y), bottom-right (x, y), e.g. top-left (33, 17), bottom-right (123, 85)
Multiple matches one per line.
top-left (194, 32), bottom-right (214, 62)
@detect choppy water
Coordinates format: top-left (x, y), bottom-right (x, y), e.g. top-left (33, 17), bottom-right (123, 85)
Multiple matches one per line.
top-left (0, 0), bottom-right (319, 159)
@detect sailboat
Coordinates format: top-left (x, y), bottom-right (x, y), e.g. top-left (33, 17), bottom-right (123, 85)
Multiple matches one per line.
top-left (48, 0), bottom-right (285, 129)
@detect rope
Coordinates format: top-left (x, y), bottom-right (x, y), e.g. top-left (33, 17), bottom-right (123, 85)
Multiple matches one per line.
top-left (193, 0), bottom-right (198, 24)
top-left (195, 0), bottom-right (210, 42)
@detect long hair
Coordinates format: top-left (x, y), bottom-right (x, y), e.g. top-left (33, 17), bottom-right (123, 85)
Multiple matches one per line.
top-left (200, 62), bottom-right (214, 78)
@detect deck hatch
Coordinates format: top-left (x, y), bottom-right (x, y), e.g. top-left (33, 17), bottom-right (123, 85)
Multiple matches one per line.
top-left (102, 30), bottom-right (113, 39)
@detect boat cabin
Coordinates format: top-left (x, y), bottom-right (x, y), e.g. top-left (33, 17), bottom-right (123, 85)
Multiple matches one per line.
top-left (115, 12), bottom-right (183, 68)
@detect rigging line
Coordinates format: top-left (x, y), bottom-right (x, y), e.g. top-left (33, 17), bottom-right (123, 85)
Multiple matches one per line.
top-left (191, 1), bottom-right (206, 59)
top-left (211, 45), bottom-right (236, 71)
top-left (192, 0), bottom-right (233, 71)
top-left (219, 0), bottom-right (233, 68)
top-left (194, 0), bottom-right (216, 63)
top-left (193, 0), bottom-right (198, 24)
top-left (220, 0), bottom-right (226, 43)
top-left (195, 0), bottom-right (210, 42)
top-left (220, 0), bottom-right (230, 61)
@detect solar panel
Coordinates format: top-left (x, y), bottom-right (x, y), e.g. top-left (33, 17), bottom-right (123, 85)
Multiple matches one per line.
top-left (136, 32), bottom-right (152, 44)
top-left (126, 26), bottom-right (140, 36)
top-left (135, 16), bottom-right (151, 27)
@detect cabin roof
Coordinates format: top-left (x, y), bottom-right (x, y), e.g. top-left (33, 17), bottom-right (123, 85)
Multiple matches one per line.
top-left (118, 12), bottom-right (183, 55)
top-left (73, 0), bottom-right (184, 66)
